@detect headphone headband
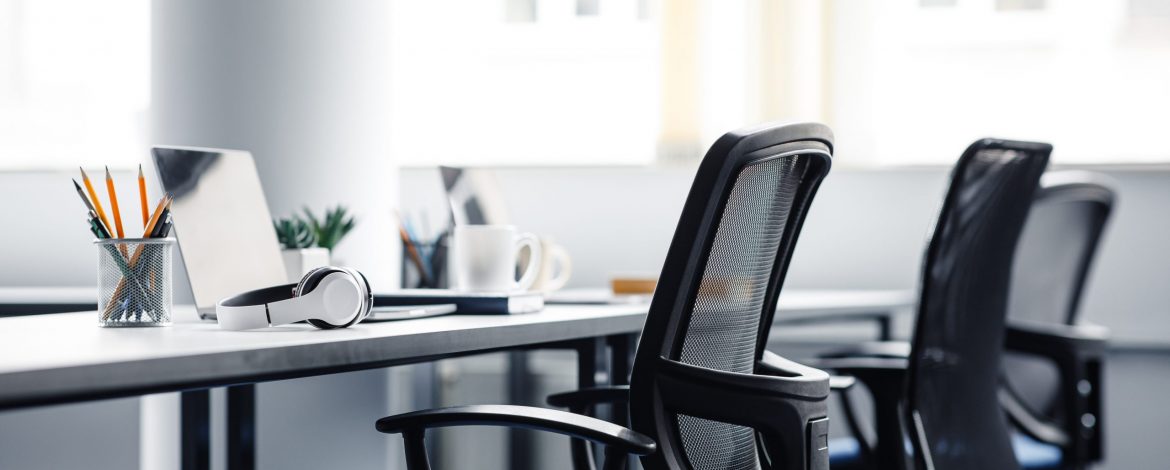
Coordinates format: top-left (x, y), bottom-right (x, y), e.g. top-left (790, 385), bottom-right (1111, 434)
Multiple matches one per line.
top-left (216, 267), bottom-right (372, 330)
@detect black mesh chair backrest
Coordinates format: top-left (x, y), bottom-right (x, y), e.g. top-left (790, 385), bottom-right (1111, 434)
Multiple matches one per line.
top-left (630, 122), bottom-right (833, 470)
top-left (1003, 172), bottom-right (1114, 421)
top-left (906, 139), bottom-right (1050, 470)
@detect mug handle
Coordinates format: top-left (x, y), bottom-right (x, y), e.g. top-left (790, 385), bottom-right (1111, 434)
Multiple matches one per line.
top-left (514, 233), bottom-right (542, 291)
top-left (542, 244), bottom-right (572, 292)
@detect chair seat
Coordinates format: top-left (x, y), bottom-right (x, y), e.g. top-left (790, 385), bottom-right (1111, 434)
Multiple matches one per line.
top-left (827, 433), bottom-right (1062, 469)
top-left (1013, 432), bottom-right (1062, 469)
top-left (827, 437), bottom-right (863, 468)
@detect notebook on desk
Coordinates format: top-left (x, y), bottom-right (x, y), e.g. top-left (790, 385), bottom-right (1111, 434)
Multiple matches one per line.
top-left (374, 290), bottom-right (544, 315)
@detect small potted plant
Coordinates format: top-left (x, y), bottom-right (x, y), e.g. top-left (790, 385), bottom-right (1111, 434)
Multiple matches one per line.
top-left (302, 205), bottom-right (357, 254)
top-left (274, 216), bottom-right (329, 283)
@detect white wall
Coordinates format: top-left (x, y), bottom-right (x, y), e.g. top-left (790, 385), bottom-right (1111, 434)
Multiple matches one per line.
top-left (400, 165), bottom-right (1170, 344)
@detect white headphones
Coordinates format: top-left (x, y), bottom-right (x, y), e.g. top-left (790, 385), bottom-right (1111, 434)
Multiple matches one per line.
top-left (216, 266), bottom-right (373, 330)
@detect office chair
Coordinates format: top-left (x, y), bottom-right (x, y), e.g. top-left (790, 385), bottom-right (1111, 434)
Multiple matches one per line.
top-left (819, 170), bottom-right (1114, 470)
top-left (815, 139), bottom-right (1051, 470)
top-left (1000, 171), bottom-right (1113, 469)
top-left (376, 122), bottom-right (836, 470)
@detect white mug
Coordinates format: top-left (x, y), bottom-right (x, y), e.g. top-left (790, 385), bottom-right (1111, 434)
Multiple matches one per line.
top-left (451, 225), bottom-right (542, 293)
top-left (523, 237), bottom-right (572, 293)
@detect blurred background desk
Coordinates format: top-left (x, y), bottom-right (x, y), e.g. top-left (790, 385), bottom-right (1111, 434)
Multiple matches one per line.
top-left (0, 287), bottom-right (95, 317)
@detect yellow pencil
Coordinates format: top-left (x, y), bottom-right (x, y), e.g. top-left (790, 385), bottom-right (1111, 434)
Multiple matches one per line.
top-left (141, 194), bottom-right (171, 240)
top-left (80, 167), bottom-right (113, 236)
top-left (105, 166), bottom-right (125, 238)
top-left (138, 164), bottom-right (149, 228)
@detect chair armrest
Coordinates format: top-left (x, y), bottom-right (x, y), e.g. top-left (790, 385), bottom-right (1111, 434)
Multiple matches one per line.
top-left (660, 355), bottom-right (830, 402)
top-left (809, 356), bottom-right (909, 470)
top-left (1005, 320), bottom-right (1108, 359)
top-left (806, 356), bottom-right (908, 373)
top-left (999, 388), bottom-right (1069, 447)
top-left (547, 386), bottom-right (630, 409)
top-left (759, 349), bottom-right (855, 390)
top-left (821, 341), bottom-right (911, 360)
top-left (830, 375), bottom-right (857, 391)
top-left (1003, 320), bottom-right (1108, 464)
top-left (810, 357), bottom-right (907, 407)
top-left (376, 404), bottom-right (656, 456)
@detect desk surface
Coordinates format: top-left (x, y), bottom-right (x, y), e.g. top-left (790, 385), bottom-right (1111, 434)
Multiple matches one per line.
top-left (0, 304), bottom-right (645, 410)
top-left (0, 289), bottom-right (913, 410)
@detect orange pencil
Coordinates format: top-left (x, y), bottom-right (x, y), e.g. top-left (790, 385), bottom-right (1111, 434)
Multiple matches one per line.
top-left (105, 166), bottom-right (125, 238)
top-left (141, 194), bottom-right (171, 240)
top-left (80, 167), bottom-right (113, 236)
top-left (138, 164), bottom-right (149, 228)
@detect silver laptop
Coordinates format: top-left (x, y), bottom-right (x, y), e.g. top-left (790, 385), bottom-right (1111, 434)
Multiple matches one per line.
top-left (152, 146), bottom-right (287, 320)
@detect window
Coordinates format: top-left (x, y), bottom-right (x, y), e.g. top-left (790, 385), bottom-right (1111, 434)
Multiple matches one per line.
top-left (388, 0), bottom-right (660, 166)
top-left (0, 0), bottom-right (150, 169)
top-left (828, 0), bottom-right (1170, 165)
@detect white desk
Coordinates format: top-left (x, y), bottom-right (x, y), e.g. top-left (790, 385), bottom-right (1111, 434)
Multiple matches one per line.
top-left (0, 304), bottom-right (646, 408)
top-left (0, 289), bottom-right (912, 470)
top-left (772, 289), bottom-right (916, 340)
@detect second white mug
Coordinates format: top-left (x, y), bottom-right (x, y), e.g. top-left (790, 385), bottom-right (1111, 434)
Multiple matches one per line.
top-left (451, 225), bottom-right (542, 292)
top-left (524, 237), bottom-right (572, 293)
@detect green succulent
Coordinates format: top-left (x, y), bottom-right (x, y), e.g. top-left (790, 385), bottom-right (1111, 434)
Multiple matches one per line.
top-left (273, 216), bottom-right (316, 249)
top-left (303, 205), bottom-right (357, 251)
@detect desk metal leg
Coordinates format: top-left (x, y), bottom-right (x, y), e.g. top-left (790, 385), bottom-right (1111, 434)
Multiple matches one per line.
top-left (181, 390), bottom-right (210, 470)
top-left (607, 333), bottom-right (635, 387)
top-left (877, 315), bottom-right (893, 341)
top-left (227, 384), bottom-right (256, 470)
top-left (412, 363), bottom-right (441, 464)
top-left (607, 333), bottom-right (636, 470)
top-left (578, 338), bottom-right (604, 389)
top-left (507, 351), bottom-right (534, 470)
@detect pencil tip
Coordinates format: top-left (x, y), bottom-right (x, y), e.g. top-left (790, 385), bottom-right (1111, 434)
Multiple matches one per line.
top-left (72, 178), bottom-right (81, 188)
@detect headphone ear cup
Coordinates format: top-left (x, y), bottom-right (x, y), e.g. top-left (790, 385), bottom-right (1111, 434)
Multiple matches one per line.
top-left (299, 266), bottom-right (371, 329)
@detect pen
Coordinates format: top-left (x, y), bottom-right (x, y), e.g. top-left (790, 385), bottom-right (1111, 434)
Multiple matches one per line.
top-left (89, 210), bottom-right (111, 239)
top-left (399, 226), bottom-right (432, 287)
top-left (142, 194), bottom-right (172, 239)
top-left (72, 179), bottom-right (96, 213)
top-left (73, 179), bottom-right (112, 237)
top-left (150, 208), bottom-right (171, 238)
top-left (105, 166), bottom-right (125, 238)
top-left (80, 167), bottom-right (113, 237)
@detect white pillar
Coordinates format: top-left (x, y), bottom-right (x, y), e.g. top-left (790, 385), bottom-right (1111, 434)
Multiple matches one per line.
top-left (151, 1), bottom-right (398, 469)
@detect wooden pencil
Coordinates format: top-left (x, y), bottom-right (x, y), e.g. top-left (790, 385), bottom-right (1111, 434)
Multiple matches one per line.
top-left (80, 167), bottom-right (113, 237)
top-left (138, 164), bottom-right (149, 228)
top-left (105, 166), bottom-right (125, 238)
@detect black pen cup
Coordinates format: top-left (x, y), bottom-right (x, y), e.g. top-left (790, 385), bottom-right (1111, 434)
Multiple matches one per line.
top-left (401, 235), bottom-right (448, 289)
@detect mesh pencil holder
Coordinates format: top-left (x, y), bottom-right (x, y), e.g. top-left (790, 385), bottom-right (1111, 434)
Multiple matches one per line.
top-left (95, 238), bottom-right (174, 327)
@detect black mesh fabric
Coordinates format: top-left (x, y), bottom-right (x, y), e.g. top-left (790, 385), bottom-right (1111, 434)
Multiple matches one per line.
top-left (674, 154), bottom-right (810, 470)
top-left (909, 144), bottom-right (1049, 470)
top-left (1004, 185), bottom-right (1111, 423)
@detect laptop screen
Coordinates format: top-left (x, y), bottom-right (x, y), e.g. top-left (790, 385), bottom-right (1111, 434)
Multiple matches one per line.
top-left (152, 146), bottom-right (287, 316)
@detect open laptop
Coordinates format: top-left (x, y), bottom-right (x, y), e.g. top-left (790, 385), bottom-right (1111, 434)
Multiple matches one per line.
top-left (152, 146), bottom-right (288, 320)
top-left (153, 146), bottom-right (455, 322)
